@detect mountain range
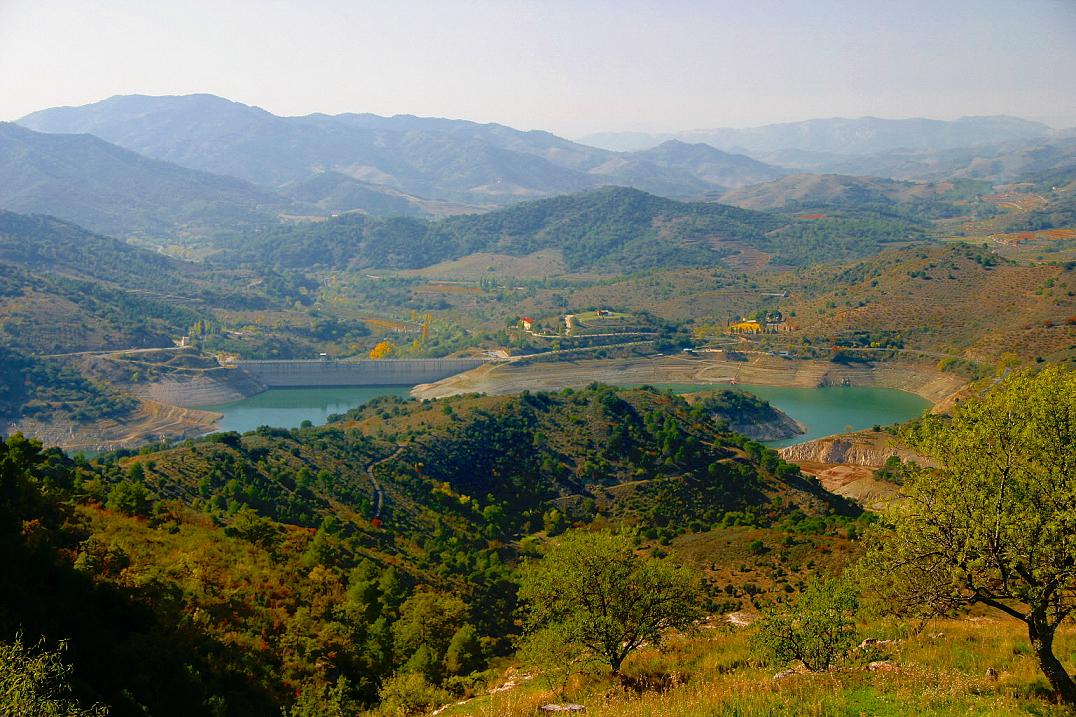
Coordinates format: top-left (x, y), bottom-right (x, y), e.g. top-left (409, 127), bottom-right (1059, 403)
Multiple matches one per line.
top-left (579, 115), bottom-right (1055, 154)
top-left (6, 94), bottom-right (1074, 242)
top-left (18, 94), bottom-right (786, 204)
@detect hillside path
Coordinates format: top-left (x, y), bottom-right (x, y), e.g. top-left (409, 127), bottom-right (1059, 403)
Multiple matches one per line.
top-left (367, 445), bottom-right (406, 518)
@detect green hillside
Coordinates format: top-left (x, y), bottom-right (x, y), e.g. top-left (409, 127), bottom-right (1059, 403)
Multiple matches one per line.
top-left (216, 186), bottom-right (928, 273)
top-left (0, 385), bottom-right (856, 716)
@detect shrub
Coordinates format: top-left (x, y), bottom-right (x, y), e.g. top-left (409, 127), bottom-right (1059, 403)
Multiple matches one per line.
top-left (752, 578), bottom-right (859, 671)
top-left (377, 672), bottom-right (451, 716)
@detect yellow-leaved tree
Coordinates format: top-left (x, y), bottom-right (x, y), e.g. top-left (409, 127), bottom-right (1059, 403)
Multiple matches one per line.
top-left (368, 341), bottom-right (394, 360)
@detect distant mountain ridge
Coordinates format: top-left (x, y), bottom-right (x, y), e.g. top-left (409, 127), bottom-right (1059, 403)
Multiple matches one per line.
top-left (18, 94), bottom-right (787, 204)
top-left (579, 115), bottom-right (1052, 154)
top-left (579, 116), bottom-right (1075, 183)
top-left (718, 173), bottom-right (986, 211)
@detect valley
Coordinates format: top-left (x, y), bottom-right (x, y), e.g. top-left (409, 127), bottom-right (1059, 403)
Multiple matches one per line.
top-left (1, 84), bottom-right (1075, 717)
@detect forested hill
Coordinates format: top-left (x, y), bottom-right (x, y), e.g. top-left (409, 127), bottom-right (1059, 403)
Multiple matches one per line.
top-left (0, 211), bottom-right (187, 288)
top-left (0, 211), bottom-right (309, 356)
top-left (0, 385), bottom-right (855, 716)
top-left (215, 186), bottom-right (928, 272)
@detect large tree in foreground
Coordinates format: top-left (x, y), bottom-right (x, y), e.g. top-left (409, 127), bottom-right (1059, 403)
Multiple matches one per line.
top-left (864, 366), bottom-right (1076, 703)
top-left (518, 529), bottom-right (704, 676)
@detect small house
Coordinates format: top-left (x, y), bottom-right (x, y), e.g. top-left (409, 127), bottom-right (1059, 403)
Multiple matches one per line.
top-left (521, 317), bottom-right (535, 331)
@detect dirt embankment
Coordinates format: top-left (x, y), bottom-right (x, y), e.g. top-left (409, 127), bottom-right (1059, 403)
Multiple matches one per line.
top-left (136, 368), bottom-right (264, 407)
top-left (778, 433), bottom-right (930, 466)
top-left (726, 409), bottom-right (804, 442)
top-left (412, 353), bottom-right (966, 404)
top-left (11, 399), bottom-right (221, 453)
top-left (778, 430), bottom-right (933, 510)
top-left (84, 351), bottom-right (266, 407)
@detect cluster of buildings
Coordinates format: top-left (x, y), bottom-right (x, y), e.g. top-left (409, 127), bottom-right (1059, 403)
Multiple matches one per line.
top-left (727, 311), bottom-right (789, 335)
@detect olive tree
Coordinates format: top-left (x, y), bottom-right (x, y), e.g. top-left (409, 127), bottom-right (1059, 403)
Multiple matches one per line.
top-left (518, 529), bottom-right (704, 676)
top-left (864, 366), bottom-right (1076, 703)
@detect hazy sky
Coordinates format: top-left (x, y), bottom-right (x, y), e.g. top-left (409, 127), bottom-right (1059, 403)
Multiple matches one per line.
top-left (1, 0), bottom-right (1074, 136)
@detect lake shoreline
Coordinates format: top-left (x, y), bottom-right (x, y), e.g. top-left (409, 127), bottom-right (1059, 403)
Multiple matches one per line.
top-left (410, 354), bottom-right (966, 405)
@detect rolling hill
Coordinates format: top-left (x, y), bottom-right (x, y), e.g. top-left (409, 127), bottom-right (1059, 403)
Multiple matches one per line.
top-left (0, 211), bottom-right (210, 355)
top-left (781, 244), bottom-right (1076, 363)
top-left (213, 186), bottom-right (929, 274)
top-left (0, 122), bottom-right (293, 239)
top-left (719, 173), bottom-right (990, 213)
top-left (212, 187), bottom-right (776, 272)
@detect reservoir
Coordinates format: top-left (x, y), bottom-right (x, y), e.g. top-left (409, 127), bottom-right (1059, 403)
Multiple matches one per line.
top-left (651, 383), bottom-right (931, 447)
top-left (201, 383), bottom-right (930, 445)
top-left (198, 386), bottom-right (413, 434)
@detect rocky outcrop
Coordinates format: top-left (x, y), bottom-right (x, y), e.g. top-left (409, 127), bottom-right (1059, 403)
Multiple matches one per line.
top-left (778, 433), bottom-right (929, 467)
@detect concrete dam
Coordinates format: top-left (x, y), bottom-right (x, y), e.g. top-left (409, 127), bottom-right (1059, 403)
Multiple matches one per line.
top-left (233, 358), bottom-right (488, 388)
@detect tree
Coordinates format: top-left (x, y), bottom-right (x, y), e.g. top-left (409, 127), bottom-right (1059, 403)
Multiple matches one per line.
top-left (393, 590), bottom-right (468, 679)
top-left (369, 341), bottom-right (395, 360)
top-left (518, 529), bottom-right (704, 675)
top-left (0, 635), bottom-right (108, 716)
top-left (752, 578), bottom-right (858, 671)
top-left (283, 677), bottom-right (357, 717)
top-left (105, 480), bottom-right (153, 517)
top-left (443, 624), bottom-right (483, 677)
top-left (863, 366), bottom-right (1076, 703)
top-left (377, 672), bottom-right (450, 717)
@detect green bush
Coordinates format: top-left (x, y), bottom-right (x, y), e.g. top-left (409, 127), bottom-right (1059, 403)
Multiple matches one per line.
top-left (752, 578), bottom-right (859, 671)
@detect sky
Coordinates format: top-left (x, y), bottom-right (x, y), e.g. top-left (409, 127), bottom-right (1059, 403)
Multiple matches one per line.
top-left (1, 0), bottom-right (1074, 137)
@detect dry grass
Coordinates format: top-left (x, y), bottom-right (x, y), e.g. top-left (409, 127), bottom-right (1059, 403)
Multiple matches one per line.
top-left (444, 617), bottom-right (1076, 717)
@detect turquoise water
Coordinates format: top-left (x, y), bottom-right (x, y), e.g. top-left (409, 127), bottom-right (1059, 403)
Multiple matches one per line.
top-left (649, 383), bottom-right (931, 447)
top-left (200, 382), bottom-right (929, 446)
top-left (198, 386), bottom-right (413, 434)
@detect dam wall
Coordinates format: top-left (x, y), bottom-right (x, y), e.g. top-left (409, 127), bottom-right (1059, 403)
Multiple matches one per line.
top-left (233, 358), bottom-right (487, 388)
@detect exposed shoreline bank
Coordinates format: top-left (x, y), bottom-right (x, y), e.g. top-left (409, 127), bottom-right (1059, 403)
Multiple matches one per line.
top-left (410, 353), bottom-right (967, 405)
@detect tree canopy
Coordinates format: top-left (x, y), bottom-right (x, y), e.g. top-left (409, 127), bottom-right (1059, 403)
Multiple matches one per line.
top-left (519, 529), bottom-right (704, 675)
top-left (864, 366), bottom-right (1076, 702)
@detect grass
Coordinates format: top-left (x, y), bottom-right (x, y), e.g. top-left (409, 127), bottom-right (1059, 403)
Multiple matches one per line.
top-left (441, 616), bottom-right (1076, 717)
